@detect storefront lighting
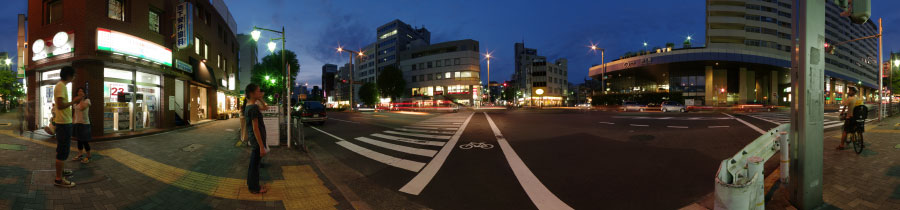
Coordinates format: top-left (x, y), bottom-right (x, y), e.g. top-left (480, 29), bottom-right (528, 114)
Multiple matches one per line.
top-left (32, 39), bottom-right (45, 54)
top-left (53, 32), bottom-right (68, 47)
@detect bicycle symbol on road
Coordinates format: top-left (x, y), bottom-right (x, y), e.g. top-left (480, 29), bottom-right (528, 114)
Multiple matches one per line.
top-left (458, 142), bottom-right (494, 150)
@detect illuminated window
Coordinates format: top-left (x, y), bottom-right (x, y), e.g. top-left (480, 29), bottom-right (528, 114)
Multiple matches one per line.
top-left (204, 43), bottom-right (208, 59)
top-left (379, 29), bottom-right (397, 40)
top-left (149, 10), bottom-right (160, 33)
top-left (194, 37), bottom-right (200, 54)
top-left (108, 0), bottom-right (125, 21)
top-left (445, 72), bottom-right (451, 78)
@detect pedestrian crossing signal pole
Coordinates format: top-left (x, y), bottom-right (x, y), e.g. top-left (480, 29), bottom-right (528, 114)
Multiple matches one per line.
top-left (789, 0), bottom-right (826, 209)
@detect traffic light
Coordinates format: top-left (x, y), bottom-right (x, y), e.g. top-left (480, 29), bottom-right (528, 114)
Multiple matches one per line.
top-left (835, 0), bottom-right (870, 24)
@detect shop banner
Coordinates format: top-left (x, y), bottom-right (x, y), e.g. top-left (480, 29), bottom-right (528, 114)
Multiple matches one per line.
top-left (97, 28), bottom-right (173, 66)
top-left (261, 105), bottom-right (280, 147)
top-left (175, 2), bottom-right (194, 49)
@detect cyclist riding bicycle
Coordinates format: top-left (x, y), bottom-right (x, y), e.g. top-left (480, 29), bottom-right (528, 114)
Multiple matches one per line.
top-left (838, 86), bottom-right (865, 150)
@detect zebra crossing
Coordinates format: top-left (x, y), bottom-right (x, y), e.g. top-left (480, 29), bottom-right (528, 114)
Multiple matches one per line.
top-left (319, 112), bottom-right (473, 173)
top-left (741, 112), bottom-right (874, 129)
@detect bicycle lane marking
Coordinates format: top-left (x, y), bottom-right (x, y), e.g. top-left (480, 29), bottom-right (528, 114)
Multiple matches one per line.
top-left (399, 112), bottom-right (475, 195)
top-left (484, 112), bottom-right (574, 210)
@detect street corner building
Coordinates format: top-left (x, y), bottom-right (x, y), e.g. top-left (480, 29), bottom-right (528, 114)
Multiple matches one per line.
top-left (25, 0), bottom-right (241, 137)
top-left (400, 39), bottom-right (482, 106)
top-left (588, 0), bottom-right (880, 107)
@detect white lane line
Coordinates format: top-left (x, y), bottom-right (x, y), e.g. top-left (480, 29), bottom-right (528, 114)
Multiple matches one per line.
top-left (405, 126), bottom-right (459, 131)
top-left (330, 118), bottom-right (360, 124)
top-left (310, 127), bottom-right (425, 172)
top-left (394, 128), bottom-right (457, 135)
top-left (400, 112), bottom-right (475, 195)
top-left (667, 126), bottom-right (689, 129)
top-left (483, 112), bottom-right (573, 210)
top-left (410, 124), bottom-right (462, 128)
top-left (384, 131), bottom-right (452, 140)
top-left (418, 122), bottom-right (463, 124)
top-left (722, 113), bottom-right (765, 134)
top-left (629, 124), bottom-right (649, 127)
top-left (597, 122), bottom-right (615, 125)
top-left (355, 137), bottom-right (437, 157)
top-left (708, 126), bottom-right (730, 128)
top-left (372, 133), bottom-right (446, 147)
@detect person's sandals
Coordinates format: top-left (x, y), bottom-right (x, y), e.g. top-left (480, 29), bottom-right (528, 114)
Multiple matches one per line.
top-left (54, 178), bottom-right (76, 188)
top-left (73, 154), bottom-right (84, 161)
top-left (250, 185), bottom-right (269, 194)
top-left (63, 169), bottom-right (74, 177)
top-left (81, 157), bottom-right (90, 164)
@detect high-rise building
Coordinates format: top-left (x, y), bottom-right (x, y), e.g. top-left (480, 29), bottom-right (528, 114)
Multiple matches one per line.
top-left (514, 42), bottom-right (568, 106)
top-left (355, 19), bottom-right (431, 84)
top-left (321, 64), bottom-right (337, 100)
top-left (237, 34), bottom-right (258, 92)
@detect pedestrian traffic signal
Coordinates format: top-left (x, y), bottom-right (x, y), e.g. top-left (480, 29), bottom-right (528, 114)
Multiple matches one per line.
top-left (835, 0), bottom-right (870, 24)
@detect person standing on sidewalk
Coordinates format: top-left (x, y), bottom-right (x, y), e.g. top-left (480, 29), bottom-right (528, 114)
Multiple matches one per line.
top-left (243, 83), bottom-right (269, 194)
top-left (53, 66), bottom-right (82, 187)
top-left (838, 86), bottom-right (864, 150)
top-left (72, 87), bottom-right (92, 163)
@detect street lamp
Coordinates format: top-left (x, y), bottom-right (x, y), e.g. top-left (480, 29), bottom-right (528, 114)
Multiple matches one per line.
top-left (589, 43), bottom-right (606, 94)
top-left (252, 25), bottom-right (293, 148)
top-left (483, 50), bottom-right (492, 105)
top-left (335, 46), bottom-right (364, 111)
top-left (894, 59), bottom-right (899, 67)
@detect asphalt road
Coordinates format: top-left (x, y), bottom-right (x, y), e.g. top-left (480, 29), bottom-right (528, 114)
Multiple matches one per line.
top-left (303, 109), bottom-right (798, 209)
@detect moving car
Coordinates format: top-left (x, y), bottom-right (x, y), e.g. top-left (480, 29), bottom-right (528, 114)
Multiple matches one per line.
top-left (621, 101), bottom-right (648, 112)
top-left (661, 101), bottom-right (687, 113)
top-left (295, 101), bottom-right (327, 125)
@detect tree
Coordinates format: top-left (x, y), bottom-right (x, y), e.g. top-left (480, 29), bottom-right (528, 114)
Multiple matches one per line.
top-left (377, 66), bottom-right (406, 100)
top-left (892, 68), bottom-right (900, 94)
top-left (0, 70), bottom-right (24, 111)
top-left (250, 50), bottom-right (300, 103)
top-left (358, 82), bottom-right (378, 107)
top-left (502, 87), bottom-right (517, 102)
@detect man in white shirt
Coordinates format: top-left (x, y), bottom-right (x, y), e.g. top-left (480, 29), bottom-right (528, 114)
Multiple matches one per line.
top-left (53, 66), bottom-right (82, 187)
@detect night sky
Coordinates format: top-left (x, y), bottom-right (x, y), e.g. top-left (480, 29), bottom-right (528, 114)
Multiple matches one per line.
top-left (2, 0), bottom-right (899, 87)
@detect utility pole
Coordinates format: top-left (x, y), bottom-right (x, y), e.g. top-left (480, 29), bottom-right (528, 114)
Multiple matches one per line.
top-left (878, 18), bottom-right (883, 121)
top-left (789, 1), bottom-right (825, 209)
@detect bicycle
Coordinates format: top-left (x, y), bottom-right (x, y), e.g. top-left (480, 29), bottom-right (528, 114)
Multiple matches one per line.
top-left (459, 142), bottom-right (494, 149)
top-left (842, 105), bottom-right (868, 154)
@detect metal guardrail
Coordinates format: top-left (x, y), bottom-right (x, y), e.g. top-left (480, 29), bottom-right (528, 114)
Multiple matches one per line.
top-left (714, 123), bottom-right (790, 210)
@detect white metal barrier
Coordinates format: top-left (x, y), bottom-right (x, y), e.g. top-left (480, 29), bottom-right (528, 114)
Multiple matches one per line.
top-left (714, 123), bottom-right (790, 210)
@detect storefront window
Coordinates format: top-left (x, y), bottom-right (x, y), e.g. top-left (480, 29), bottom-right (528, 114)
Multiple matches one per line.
top-left (102, 69), bottom-right (161, 133)
top-left (38, 69), bottom-right (70, 129)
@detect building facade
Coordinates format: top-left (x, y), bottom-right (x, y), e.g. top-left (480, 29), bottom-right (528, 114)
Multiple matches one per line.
top-left (355, 19), bottom-right (431, 84)
top-left (398, 39), bottom-right (481, 105)
top-left (237, 33), bottom-right (257, 92)
top-left (588, 0), bottom-right (880, 106)
top-left (321, 64), bottom-right (336, 102)
top-left (514, 42), bottom-right (568, 106)
top-left (26, 0), bottom-right (239, 136)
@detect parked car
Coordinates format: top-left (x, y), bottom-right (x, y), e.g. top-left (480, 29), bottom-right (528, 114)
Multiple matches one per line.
top-left (661, 101), bottom-right (687, 113)
top-left (621, 101), bottom-right (648, 112)
top-left (294, 101), bottom-right (327, 125)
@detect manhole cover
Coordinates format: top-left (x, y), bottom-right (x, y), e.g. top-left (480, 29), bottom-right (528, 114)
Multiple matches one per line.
top-left (629, 135), bottom-right (655, 142)
top-left (182, 144), bottom-right (203, 152)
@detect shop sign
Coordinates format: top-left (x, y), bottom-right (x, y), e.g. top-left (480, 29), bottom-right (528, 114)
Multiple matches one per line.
top-left (32, 31), bottom-right (74, 61)
top-left (622, 57), bottom-right (652, 68)
top-left (105, 102), bottom-right (128, 108)
top-left (175, 2), bottom-right (194, 49)
top-left (97, 28), bottom-right (173, 66)
top-left (138, 87), bottom-right (155, 94)
top-left (108, 83), bottom-right (128, 99)
top-left (175, 59), bottom-right (193, 73)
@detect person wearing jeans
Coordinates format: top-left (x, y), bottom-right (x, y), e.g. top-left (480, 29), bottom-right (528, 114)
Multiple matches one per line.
top-left (53, 66), bottom-right (82, 187)
top-left (243, 83), bottom-right (268, 194)
top-left (73, 87), bottom-right (92, 163)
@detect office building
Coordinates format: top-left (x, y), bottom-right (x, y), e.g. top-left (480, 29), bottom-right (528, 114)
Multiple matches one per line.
top-left (514, 42), bottom-right (568, 106)
top-left (321, 64), bottom-right (337, 100)
top-left (237, 33), bottom-right (257, 92)
top-left (399, 39), bottom-right (481, 105)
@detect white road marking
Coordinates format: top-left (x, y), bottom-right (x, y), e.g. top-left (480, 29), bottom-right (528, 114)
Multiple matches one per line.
top-left (667, 126), bottom-right (689, 129)
top-left (598, 122), bottom-right (615, 125)
top-left (629, 124), bottom-right (649, 127)
top-left (371, 133), bottom-right (446, 147)
top-left (708, 126), bottom-right (730, 128)
top-left (335, 141), bottom-right (426, 172)
top-left (417, 122), bottom-right (463, 125)
top-left (394, 128), bottom-right (457, 135)
top-left (310, 126), bottom-right (426, 172)
top-left (330, 118), bottom-right (360, 124)
top-left (355, 137), bottom-right (438, 157)
top-left (483, 112), bottom-right (573, 210)
top-left (385, 130), bottom-right (452, 139)
top-left (722, 113), bottom-right (765, 134)
top-left (404, 126), bottom-right (459, 131)
top-left (409, 124), bottom-right (461, 128)
top-left (400, 112), bottom-right (475, 195)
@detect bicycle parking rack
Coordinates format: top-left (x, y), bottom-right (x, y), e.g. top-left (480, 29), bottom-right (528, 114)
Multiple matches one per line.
top-left (714, 123), bottom-right (790, 210)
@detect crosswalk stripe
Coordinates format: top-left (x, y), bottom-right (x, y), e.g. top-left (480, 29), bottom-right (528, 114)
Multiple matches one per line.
top-left (410, 124), bottom-right (461, 128)
top-left (335, 141), bottom-right (425, 172)
top-left (371, 133), bottom-right (446, 147)
top-left (394, 128), bottom-right (457, 135)
top-left (354, 137), bottom-right (437, 157)
top-left (404, 126), bottom-right (459, 131)
top-left (384, 131), bottom-right (452, 140)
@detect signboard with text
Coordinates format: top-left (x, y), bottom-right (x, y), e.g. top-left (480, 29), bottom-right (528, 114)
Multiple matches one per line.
top-left (175, 2), bottom-right (194, 49)
top-left (96, 28), bottom-right (173, 66)
top-left (175, 59), bottom-right (193, 73)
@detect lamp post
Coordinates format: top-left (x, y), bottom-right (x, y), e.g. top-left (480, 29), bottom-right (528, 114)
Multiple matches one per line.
top-left (336, 47), bottom-right (364, 111)
top-left (483, 50), bottom-right (492, 105)
top-left (252, 26), bottom-right (291, 148)
top-left (589, 44), bottom-right (605, 94)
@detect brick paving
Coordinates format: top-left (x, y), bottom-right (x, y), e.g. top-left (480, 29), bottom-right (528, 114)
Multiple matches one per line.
top-left (767, 115), bottom-right (900, 210)
top-left (0, 117), bottom-right (349, 210)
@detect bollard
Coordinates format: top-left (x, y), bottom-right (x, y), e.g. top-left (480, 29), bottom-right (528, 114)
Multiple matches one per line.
top-left (777, 132), bottom-right (789, 183)
top-left (747, 156), bottom-right (765, 210)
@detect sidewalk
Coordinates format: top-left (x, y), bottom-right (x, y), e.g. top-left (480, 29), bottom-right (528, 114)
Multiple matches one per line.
top-left (766, 116), bottom-right (900, 210)
top-left (0, 118), bottom-right (348, 210)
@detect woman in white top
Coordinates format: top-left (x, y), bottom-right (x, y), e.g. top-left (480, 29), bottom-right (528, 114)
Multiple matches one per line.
top-left (72, 87), bottom-right (92, 163)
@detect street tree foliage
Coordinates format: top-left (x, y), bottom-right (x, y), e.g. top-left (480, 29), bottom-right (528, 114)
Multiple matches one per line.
top-left (892, 68), bottom-right (900, 94)
top-left (502, 88), bottom-right (517, 103)
top-left (358, 82), bottom-right (378, 106)
top-left (250, 50), bottom-right (300, 103)
top-left (377, 66), bottom-right (406, 100)
top-left (0, 70), bottom-right (25, 109)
